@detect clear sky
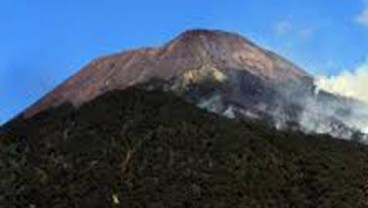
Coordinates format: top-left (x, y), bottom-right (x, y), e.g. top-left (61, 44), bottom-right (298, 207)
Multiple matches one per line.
top-left (1, 0), bottom-right (368, 124)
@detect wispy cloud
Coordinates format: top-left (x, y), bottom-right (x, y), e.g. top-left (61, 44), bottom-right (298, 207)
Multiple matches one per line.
top-left (298, 28), bottom-right (314, 39)
top-left (273, 20), bottom-right (314, 40)
top-left (355, 0), bottom-right (368, 27)
top-left (274, 20), bottom-right (293, 35)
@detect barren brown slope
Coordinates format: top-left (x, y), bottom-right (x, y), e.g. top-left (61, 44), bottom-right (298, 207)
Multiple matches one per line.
top-left (23, 29), bottom-right (312, 118)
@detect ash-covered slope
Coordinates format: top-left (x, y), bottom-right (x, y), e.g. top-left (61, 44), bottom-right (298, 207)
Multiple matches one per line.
top-left (22, 29), bottom-right (368, 140)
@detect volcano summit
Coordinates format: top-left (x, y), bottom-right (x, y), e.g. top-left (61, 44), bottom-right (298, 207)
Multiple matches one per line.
top-left (22, 29), bottom-right (368, 140)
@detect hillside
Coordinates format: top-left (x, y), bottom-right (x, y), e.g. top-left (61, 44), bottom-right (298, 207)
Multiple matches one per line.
top-left (1, 88), bottom-right (368, 207)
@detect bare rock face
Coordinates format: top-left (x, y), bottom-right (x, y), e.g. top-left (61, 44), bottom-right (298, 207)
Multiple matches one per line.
top-left (22, 29), bottom-right (367, 140)
top-left (23, 30), bottom-right (311, 116)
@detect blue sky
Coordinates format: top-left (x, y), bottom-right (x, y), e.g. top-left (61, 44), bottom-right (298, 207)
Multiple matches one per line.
top-left (1, 0), bottom-right (368, 124)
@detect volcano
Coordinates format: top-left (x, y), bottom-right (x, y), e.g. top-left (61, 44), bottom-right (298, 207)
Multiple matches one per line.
top-left (21, 29), bottom-right (368, 140)
top-left (3, 29), bottom-right (368, 207)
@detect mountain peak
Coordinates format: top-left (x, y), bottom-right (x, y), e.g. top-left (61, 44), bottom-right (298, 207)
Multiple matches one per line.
top-left (16, 29), bottom-right (368, 140)
top-left (174, 29), bottom-right (246, 41)
top-left (22, 29), bottom-right (313, 122)
top-left (165, 29), bottom-right (261, 56)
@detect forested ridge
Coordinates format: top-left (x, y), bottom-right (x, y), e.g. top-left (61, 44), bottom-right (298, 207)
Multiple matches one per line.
top-left (1, 88), bottom-right (368, 207)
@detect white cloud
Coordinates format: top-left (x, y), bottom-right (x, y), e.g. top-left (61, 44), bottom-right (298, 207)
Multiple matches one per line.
top-left (316, 62), bottom-right (368, 103)
top-left (355, 0), bottom-right (368, 27)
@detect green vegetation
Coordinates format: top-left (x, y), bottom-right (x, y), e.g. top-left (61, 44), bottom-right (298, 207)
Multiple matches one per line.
top-left (1, 88), bottom-right (368, 207)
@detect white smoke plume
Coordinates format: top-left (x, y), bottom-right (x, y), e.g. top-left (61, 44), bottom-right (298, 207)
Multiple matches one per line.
top-left (313, 62), bottom-right (368, 136)
top-left (316, 62), bottom-right (368, 103)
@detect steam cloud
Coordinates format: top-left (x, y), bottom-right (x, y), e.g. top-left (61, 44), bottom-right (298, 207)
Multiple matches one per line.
top-left (316, 63), bottom-right (368, 103)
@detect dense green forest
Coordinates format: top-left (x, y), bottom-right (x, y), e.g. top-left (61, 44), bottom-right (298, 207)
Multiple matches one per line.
top-left (1, 88), bottom-right (368, 207)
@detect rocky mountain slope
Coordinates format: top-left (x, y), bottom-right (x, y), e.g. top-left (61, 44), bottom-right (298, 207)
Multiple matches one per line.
top-left (21, 29), bottom-right (368, 140)
top-left (2, 88), bottom-right (368, 207)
